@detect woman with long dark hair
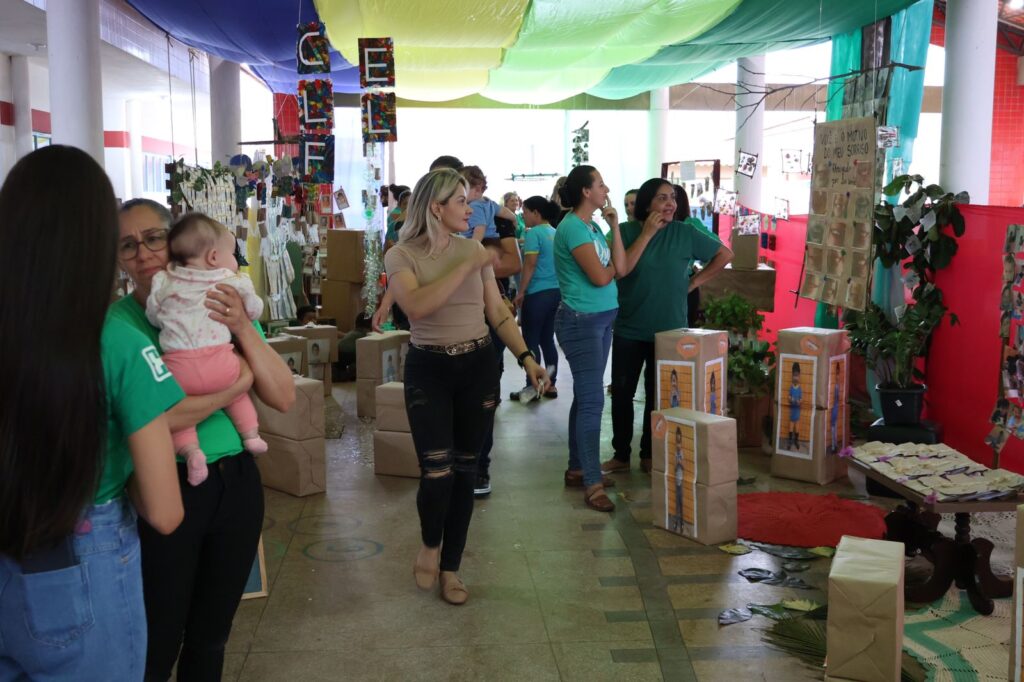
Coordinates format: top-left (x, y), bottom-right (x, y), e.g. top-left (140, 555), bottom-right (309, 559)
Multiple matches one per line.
top-left (603, 178), bottom-right (732, 476)
top-left (112, 199), bottom-right (295, 679)
top-left (385, 168), bottom-right (547, 605)
top-left (553, 165), bottom-right (627, 512)
top-left (0, 146), bottom-right (184, 679)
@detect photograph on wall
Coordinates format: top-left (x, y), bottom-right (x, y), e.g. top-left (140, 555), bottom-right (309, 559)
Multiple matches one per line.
top-left (704, 358), bottom-right (725, 416)
top-left (737, 151), bottom-right (758, 178)
top-left (776, 354), bottom-right (816, 459)
top-left (781, 149), bottom-right (803, 174)
top-left (656, 360), bottom-right (695, 410)
top-left (826, 355), bottom-right (848, 454)
top-left (662, 417), bottom-right (698, 537)
top-left (800, 117), bottom-right (876, 311)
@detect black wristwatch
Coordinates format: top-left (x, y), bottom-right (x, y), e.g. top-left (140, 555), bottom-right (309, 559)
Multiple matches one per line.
top-left (517, 350), bottom-right (536, 367)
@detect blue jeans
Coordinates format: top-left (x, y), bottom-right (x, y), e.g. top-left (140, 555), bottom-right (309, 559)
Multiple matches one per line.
top-left (555, 303), bottom-right (617, 487)
top-left (0, 497), bottom-right (146, 681)
top-left (521, 288), bottom-right (561, 388)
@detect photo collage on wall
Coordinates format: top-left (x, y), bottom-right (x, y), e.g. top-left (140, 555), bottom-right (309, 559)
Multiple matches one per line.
top-left (800, 117), bottom-right (876, 311)
top-left (987, 224), bottom-right (1024, 454)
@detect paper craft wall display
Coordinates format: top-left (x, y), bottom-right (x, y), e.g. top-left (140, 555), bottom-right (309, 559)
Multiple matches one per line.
top-left (299, 134), bottom-right (335, 184)
top-left (736, 151), bottom-right (758, 178)
top-left (735, 214), bottom-right (761, 235)
top-left (361, 92), bottom-right (397, 143)
top-left (781, 149), bottom-right (803, 174)
top-left (297, 22), bottom-right (330, 74)
top-left (298, 79), bottom-right (334, 133)
top-left (800, 116), bottom-right (876, 311)
top-left (358, 37), bottom-right (395, 88)
top-left (987, 225), bottom-right (1024, 454)
top-left (877, 125), bottom-right (899, 149)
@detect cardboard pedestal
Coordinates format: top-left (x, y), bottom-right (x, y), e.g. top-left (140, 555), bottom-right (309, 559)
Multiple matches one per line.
top-left (730, 231), bottom-right (760, 270)
top-left (321, 279), bottom-right (365, 332)
top-left (267, 334), bottom-right (307, 376)
top-left (700, 263), bottom-right (777, 312)
top-left (375, 382), bottom-right (409, 432)
top-left (357, 378), bottom-right (377, 418)
top-left (373, 430), bottom-right (419, 478)
top-left (285, 324), bottom-right (339, 363)
top-left (356, 331), bottom-right (411, 383)
top-left (254, 376), bottom-right (324, 441)
top-left (307, 363), bottom-right (332, 397)
top-left (257, 434), bottom-right (326, 497)
top-left (650, 408), bottom-right (738, 486)
top-left (652, 475), bottom-right (736, 545)
top-left (326, 229), bottom-right (365, 283)
top-left (771, 408), bottom-right (848, 485)
top-left (776, 327), bottom-right (849, 409)
top-left (653, 328), bottom-right (728, 416)
top-left (825, 536), bottom-right (904, 682)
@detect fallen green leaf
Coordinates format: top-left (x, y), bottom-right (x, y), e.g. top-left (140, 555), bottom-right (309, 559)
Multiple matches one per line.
top-left (718, 543), bottom-right (752, 556)
top-left (808, 546), bottom-right (836, 558)
top-left (781, 599), bottom-right (823, 612)
top-left (782, 561), bottom-right (811, 573)
top-left (747, 603), bottom-right (791, 620)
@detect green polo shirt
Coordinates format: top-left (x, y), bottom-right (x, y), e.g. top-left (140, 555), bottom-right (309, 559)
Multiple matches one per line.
top-left (108, 295), bottom-right (265, 464)
top-left (554, 212), bottom-right (618, 313)
top-left (97, 315), bottom-right (185, 504)
top-left (614, 217), bottom-right (723, 342)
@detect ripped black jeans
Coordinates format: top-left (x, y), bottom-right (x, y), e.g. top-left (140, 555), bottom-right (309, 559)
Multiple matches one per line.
top-left (403, 342), bottom-right (500, 572)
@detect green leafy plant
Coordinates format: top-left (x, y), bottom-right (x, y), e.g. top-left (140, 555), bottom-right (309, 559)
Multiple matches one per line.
top-left (703, 293), bottom-right (775, 395)
top-left (845, 175), bottom-right (967, 389)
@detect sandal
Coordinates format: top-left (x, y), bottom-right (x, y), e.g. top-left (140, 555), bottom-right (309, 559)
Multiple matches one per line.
top-left (584, 485), bottom-right (615, 512)
top-left (440, 571), bottom-right (469, 605)
top-left (563, 470), bottom-right (616, 488)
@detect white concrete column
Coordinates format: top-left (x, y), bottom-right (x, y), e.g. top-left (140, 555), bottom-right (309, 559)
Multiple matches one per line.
top-left (735, 55), bottom-right (765, 213)
top-left (939, 0), bottom-right (998, 203)
top-left (648, 87), bottom-right (669, 178)
top-left (0, 55), bottom-right (14, 183)
top-left (45, 0), bottom-right (104, 165)
top-left (127, 99), bottom-right (144, 198)
top-left (209, 56), bottom-right (241, 166)
top-left (102, 98), bottom-right (130, 199)
top-left (11, 55), bottom-right (33, 159)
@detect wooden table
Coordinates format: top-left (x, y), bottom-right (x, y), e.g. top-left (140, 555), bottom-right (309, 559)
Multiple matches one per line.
top-left (848, 458), bottom-right (1019, 615)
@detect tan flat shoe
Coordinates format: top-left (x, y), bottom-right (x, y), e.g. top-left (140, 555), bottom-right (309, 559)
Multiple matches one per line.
top-left (584, 484), bottom-right (615, 512)
top-left (564, 469), bottom-right (616, 488)
top-left (413, 547), bottom-right (439, 590)
top-left (440, 571), bottom-right (469, 605)
top-left (601, 458), bottom-right (630, 474)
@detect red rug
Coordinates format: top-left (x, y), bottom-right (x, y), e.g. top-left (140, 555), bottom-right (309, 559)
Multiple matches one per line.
top-left (737, 492), bottom-right (887, 548)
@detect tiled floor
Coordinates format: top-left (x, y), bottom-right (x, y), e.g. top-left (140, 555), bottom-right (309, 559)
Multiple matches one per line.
top-left (226, 359), bottom-right (860, 681)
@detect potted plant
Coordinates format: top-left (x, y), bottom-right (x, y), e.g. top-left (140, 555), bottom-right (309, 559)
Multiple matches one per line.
top-left (845, 175), bottom-right (967, 425)
top-left (702, 293), bottom-right (775, 446)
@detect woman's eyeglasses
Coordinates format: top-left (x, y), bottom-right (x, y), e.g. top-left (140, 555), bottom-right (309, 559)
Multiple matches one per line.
top-left (119, 230), bottom-right (168, 259)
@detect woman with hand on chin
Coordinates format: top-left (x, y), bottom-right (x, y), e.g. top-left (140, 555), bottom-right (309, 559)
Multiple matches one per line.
top-left (553, 165), bottom-right (628, 512)
top-left (385, 169), bottom-right (548, 605)
top-left (603, 178), bottom-right (732, 476)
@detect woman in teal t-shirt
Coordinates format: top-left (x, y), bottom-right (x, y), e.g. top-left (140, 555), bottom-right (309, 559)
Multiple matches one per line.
top-left (0, 146), bottom-right (184, 681)
top-left (553, 165), bottom-right (627, 512)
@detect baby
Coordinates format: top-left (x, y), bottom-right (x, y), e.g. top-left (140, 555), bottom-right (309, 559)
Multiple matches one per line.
top-left (146, 213), bottom-right (267, 486)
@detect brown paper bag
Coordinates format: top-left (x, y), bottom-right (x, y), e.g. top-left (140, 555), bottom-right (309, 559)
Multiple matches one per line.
top-left (826, 535), bottom-right (904, 682)
top-left (650, 408), bottom-right (737, 485)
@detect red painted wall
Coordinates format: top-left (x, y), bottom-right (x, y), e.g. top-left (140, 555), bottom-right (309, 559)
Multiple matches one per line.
top-left (932, 22), bottom-right (1024, 207)
top-left (273, 93), bottom-right (299, 160)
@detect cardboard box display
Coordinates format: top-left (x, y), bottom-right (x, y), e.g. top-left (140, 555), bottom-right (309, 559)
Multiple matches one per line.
top-left (375, 382), bottom-right (409, 432)
top-left (652, 474), bottom-right (737, 545)
top-left (357, 378), bottom-right (377, 418)
top-left (771, 407), bottom-right (848, 485)
top-left (776, 327), bottom-right (850, 409)
top-left (307, 363), bottom-right (332, 397)
top-left (256, 434), bottom-right (326, 497)
top-left (730, 231), bottom-right (760, 270)
top-left (650, 408), bottom-right (737, 486)
top-left (326, 228), bottom-right (366, 283)
top-left (1011, 504), bottom-right (1024, 681)
top-left (285, 324), bottom-right (339, 363)
top-left (267, 334), bottom-right (307, 376)
top-left (373, 430), bottom-right (420, 478)
top-left (356, 331), bottom-right (411, 382)
top-left (826, 536), bottom-right (904, 682)
top-left (321, 279), bottom-right (366, 333)
top-left (654, 328), bottom-right (728, 417)
top-left (254, 375), bottom-right (324, 441)
top-left (701, 263), bottom-right (777, 312)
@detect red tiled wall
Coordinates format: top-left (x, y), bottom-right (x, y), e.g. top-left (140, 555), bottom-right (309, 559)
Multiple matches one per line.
top-left (273, 93), bottom-right (299, 160)
top-left (932, 22), bottom-right (1024, 207)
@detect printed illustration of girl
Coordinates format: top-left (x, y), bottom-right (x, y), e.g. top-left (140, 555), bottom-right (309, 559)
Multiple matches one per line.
top-left (669, 369), bottom-right (680, 408)
top-left (673, 426), bottom-right (684, 533)
top-left (708, 371), bottom-right (718, 415)
top-left (830, 363), bottom-right (841, 453)
top-left (788, 362), bottom-right (802, 450)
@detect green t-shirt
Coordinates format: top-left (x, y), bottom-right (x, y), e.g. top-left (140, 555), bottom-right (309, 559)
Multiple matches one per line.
top-left (614, 217), bottom-right (723, 342)
top-left (97, 315), bottom-right (185, 504)
top-left (553, 212), bottom-right (618, 313)
top-left (108, 295), bottom-right (266, 464)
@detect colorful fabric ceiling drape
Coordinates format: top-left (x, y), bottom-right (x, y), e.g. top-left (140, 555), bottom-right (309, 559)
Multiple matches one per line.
top-left (128, 0), bottom-right (921, 103)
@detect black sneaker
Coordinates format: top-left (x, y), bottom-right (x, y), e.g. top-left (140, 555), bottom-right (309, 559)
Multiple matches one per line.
top-left (474, 475), bottom-right (491, 497)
